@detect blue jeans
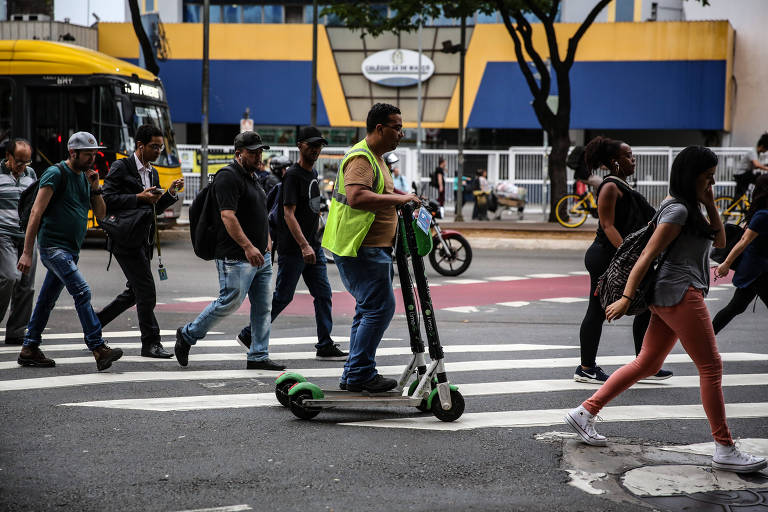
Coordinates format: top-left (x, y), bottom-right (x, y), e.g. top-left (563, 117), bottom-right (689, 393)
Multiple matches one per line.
top-left (239, 250), bottom-right (333, 349)
top-left (24, 247), bottom-right (103, 350)
top-left (180, 254), bottom-right (272, 361)
top-left (334, 247), bottom-right (395, 386)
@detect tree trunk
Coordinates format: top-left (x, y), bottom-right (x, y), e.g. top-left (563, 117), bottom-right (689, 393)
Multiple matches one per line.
top-left (548, 131), bottom-right (570, 223)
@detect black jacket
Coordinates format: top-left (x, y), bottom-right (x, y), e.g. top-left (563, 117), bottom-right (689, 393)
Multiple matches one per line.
top-left (102, 155), bottom-right (178, 250)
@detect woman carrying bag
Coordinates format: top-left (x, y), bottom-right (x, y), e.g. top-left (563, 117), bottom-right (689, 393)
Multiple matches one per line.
top-left (565, 146), bottom-right (766, 474)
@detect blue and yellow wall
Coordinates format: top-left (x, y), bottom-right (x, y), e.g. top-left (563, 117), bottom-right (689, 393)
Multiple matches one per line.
top-left (98, 20), bottom-right (733, 131)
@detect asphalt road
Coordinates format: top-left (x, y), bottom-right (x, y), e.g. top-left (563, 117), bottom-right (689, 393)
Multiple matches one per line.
top-left (1, 238), bottom-right (766, 512)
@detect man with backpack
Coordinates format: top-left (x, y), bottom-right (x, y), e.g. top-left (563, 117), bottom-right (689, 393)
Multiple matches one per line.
top-left (96, 124), bottom-right (184, 359)
top-left (236, 126), bottom-right (346, 361)
top-left (16, 132), bottom-right (124, 371)
top-left (176, 131), bottom-right (285, 371)
top-left (0, 139), bottom-right (37, 345)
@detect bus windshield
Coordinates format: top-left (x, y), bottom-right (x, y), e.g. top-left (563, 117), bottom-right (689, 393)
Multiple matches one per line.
top-left (129, 102), bottom-right (180, 167)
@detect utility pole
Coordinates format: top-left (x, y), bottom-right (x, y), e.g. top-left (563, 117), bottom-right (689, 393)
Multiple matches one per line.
top-left (455, 16), bottom-right (466, 222)
top-left (416, 22), bottom-right (423, 190)
top-left (310, 0), bottom-right (318, 127)
top-left (201, 0), bottom-right (210, 188)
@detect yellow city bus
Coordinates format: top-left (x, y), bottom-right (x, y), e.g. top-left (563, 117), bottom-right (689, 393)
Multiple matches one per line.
top-left (0, 40), bottom-right (183, 227)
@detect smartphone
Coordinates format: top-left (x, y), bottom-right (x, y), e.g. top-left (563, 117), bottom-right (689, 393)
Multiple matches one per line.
top-left (151, 188), bottom-right (164, 195)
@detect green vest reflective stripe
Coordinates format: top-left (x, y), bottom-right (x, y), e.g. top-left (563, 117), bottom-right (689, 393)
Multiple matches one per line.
top-left (321, 139), bottom-right (386, 257)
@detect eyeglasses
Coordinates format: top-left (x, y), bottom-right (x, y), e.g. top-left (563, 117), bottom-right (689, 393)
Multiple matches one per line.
top-left (146, 143), bottom-right (165, 151)
top-left (382, 124), bottom-right (404, 134)
top-left (10, 156), bottom-right (32, 167)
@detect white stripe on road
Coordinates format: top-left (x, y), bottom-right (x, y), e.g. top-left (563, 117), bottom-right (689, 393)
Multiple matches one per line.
top-left (59, 374), bottom-right (768, 412)
top-left (441, 306), bottom-right (481, 313)
top-left (540, 297), bottom-right (589, 303)
top-left (568, 271), bottom-right (590, 276)
top-left (526, 273), bottom-right (567, 279)
top-left (171, 505), bottom-right (252, 512)
top-left (340, 402), bottom-right (768, 431)
top-left (497, 301), bottom-right (530, 308)
top-left (175, 297), bottom-right (218, 303)
top-left (486, 276), bottom-right (529, 281)
top-left (441, 279), bottom-right (488, 285)
top-left (3, 353), bottom-right (766, 392)
top-left (0, 343), bottom-right (578, 369)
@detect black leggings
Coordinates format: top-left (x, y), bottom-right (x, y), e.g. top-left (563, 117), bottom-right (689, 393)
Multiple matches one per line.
top-left (712, 272), bottom-right (768, 334)
top-left (578, 240), bottom-right (651, 368)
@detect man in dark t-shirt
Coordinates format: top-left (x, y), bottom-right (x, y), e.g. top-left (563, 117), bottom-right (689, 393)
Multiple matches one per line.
top-left (175, 131), bottom-right (285, 371)
top-left (237, 126), bottom-right (347, 360)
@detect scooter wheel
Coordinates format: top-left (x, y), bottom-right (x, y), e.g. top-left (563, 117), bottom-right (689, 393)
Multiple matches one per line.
top-left (408, 379), bottom-right (433, 413)
top-left (275, 379), bottom-right (297, 408)
top-left (289, 389), bottom-right (321, 420)
top-left (431, 389), bottom-right (465, 422)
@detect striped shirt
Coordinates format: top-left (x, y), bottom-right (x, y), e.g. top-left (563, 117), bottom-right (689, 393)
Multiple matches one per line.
top-left (0, 159), bottom-right (37, 238)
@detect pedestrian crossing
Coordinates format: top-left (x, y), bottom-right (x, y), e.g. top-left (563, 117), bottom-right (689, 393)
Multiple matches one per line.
top-left (2, 324), bottom-right (767, 437)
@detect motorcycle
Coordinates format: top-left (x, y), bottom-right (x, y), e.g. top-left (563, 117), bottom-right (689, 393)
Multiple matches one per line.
top-left (422, 198), bottom-right (473, 276)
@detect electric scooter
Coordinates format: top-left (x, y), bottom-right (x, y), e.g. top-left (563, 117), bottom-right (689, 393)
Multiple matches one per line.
top-left (274, 201), bottom-right (465, 422)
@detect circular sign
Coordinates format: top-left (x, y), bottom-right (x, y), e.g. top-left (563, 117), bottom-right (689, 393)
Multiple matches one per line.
top-left (362, 49), bottom-right (435, 87)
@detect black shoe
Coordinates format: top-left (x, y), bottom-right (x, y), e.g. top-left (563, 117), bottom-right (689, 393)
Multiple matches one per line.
top-left (339, 381), bottom-right (347, 390)
top-left (4, 337), bottom-right (24, 345)
top-left (174, 327), bottom-right (191, 367)
top-left (141, 342), bottom-right (173, 359)
top-left (346, 374), bottom-right (397, 393)
top-left (93, 344), bottom-right (123, 371)
top-left (316, 343), bottom-right (348, 361)
top-left (246, 358), bottom-right (287, 371)
top-left (17, 346), bottom-right (56, 367)
top-left (235, 332), bottom-right (251, 349)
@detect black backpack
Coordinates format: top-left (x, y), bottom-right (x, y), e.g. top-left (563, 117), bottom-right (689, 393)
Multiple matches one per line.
top-left (595, 201), bottom-right (681, 315)
top-left (18, 162), bottom-right (68, 232)
top-left (266, 181), bottom-right (283, 237)
top-left (567, 146), bottom-right (590, 181)
top-left (189, 166), bottom-right (238, 261)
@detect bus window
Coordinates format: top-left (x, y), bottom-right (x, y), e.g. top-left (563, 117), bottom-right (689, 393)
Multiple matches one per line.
top-left (131, 103), bottom-right (180, 167)
top-left (0, 79), bottom-right (12, 153)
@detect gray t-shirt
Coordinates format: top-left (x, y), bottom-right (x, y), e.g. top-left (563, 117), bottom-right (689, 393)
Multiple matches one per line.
top-left (653, 199), bottom-right (712, 307)
top-left (736, 148), bottom-right (758, 175)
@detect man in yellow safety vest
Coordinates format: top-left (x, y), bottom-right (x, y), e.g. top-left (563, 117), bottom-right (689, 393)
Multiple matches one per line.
top-left (322, 103), bottom-right (418, 393)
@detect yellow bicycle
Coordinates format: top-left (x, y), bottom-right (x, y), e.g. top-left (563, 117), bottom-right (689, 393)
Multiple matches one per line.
top-left (714, 194), bottom-right (749, 225)
top-left (555, 190), bottom-right (598, 228)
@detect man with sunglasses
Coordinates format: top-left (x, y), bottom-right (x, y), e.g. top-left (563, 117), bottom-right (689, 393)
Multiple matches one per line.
top-left (0, 139), bottom-right (37, 344)
top-left (322, 103), bottom-right (419, 393)
top-left (97, 124), bottom-right (183, 358)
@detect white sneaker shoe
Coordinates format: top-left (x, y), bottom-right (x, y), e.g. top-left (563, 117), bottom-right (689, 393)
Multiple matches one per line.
top-left (564, 405), bottom-right (607, 446)
top-left (712, 442), bottom-right (768, 473)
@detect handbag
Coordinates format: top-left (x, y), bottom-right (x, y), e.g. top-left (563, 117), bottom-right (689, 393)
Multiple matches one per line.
top-left (98, 208), bottom-right (153, 250)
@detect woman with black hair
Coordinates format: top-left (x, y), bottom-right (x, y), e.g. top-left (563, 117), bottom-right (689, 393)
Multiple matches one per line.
top-left (565, 146), bottom-right (766, 474)
top-left (712, 174), bottom-right (768, 332)
top-left (574, 136), bottom-right (672, 384)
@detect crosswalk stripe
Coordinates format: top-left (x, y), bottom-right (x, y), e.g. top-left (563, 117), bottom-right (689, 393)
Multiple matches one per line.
top-left (59, 374), bottom-right (768, 412)
top-left (540, 297), bottom-right (589, 303)
top-left (526, 273), bottom-right (567, 279)
top-left (339, 402), bottom-right (768, 431)
top-left (497, 301), bottom-right (530, 308)
top-left (486, 276), bottom-right (529, 281)
top-left (568, 271), bottom-right (590, 276)
top-left (0, 343), bottom-right (578, 369)
top-left (2, 352), bottom-right (766, 391)
top-left (441, 279), bottom-right (488, 285)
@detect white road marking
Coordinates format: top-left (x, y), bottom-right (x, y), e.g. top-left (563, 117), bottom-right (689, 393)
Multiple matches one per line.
top-left (175, 297), bottom-right (218, 302)
top-left (486, 276), bottom-right (529, 281)
top-left (704, 298), bottom-right (720, 301)
top-left (568, 271), bottom-right (590, 276)
top-left (441, 279), bottom-right (487, 285)
top-left (3, 353), bottom-right (765, 392)
top-left (540, 297), bottom-right (589, 303)
top-left (0, 343), bottom-right (578, 369)
top-left (441, 306), bottom-right (480, 313)
top-left (709, 286), bottom-right (728, 291)
top-left (339, 402), bottom-right (768, 431)
top-left (171, 505), bottom-right (252, 512)
top-left (59, 374), bottom-right (768, 412)
top-left (497, 301), bottom-right (530, 308)
top-left (526, 273), bottom-right (567, 279)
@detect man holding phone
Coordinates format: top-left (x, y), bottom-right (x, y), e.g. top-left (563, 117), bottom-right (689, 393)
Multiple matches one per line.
top-left (16, 132), bottom-right (123, 371)
top-left (97, 124), bottom-right (183, 358)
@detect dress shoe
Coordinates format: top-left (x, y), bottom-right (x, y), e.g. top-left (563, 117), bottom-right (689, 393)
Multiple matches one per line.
top-left (174, 327), bottom-right (190, 367)
top-left (141, 342), bottom-right (173, 359)
top-left (4, 336), bottom-right (24, 345)
top-left (93, 344), bottom-right (123, 371)
top-left (246, 358), bottom-right (286, 371)
top-left (17, 346), bottom-right (56, 367)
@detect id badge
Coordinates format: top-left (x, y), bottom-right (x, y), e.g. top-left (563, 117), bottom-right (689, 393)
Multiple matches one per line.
top-left (158, 265), bottom-right (168, 281)
top-left (415, 206), bottom-right (432, 234)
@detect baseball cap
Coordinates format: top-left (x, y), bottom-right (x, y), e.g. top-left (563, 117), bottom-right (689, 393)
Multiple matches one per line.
top-left (297, 126), bottom-right (328, 145)
top-left (234, 131), bottom-right (270, 151)
top-left (68, 131), bottom-right (105, 150)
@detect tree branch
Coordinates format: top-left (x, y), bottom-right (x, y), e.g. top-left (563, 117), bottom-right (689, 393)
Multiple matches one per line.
top-left (512, 11), bottom-right (551, 103)
top-left (565, 0), bottom-right (612, 67)
top-left (524, 0), bottom-right (562, 66)
top-left (497, 3), bottom-right (540, 99)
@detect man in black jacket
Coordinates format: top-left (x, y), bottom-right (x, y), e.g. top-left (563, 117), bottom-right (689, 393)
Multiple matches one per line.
top-left (97, 124), bottom-right (184, 358)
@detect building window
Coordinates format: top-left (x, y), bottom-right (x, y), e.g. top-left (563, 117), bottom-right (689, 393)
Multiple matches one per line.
top-left (144, 0), bottom-right (156, 13)
top-left (209, 5), bottom-right (222, 23)
top-left (615, 0), bottom-right (635, 22)
top-left (243, 5), bottom-right (262, 23)
top-left (222, 5), bottom-right (242, 23)
top-left (183, 4), bottom-right (202, 22)
top-left (285, 5), bottom-right (303, 23)
top-left (263, 5), bottom-right (284, 23)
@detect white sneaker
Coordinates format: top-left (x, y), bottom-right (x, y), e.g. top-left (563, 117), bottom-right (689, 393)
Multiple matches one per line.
top-left (712, 442), bottom-right (768, 473)
top-left (564, 405), bottom-right (607, 447)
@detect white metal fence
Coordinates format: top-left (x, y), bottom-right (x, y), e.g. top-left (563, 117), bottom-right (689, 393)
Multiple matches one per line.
top-left (178, 144), bottom-right (755, 210)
